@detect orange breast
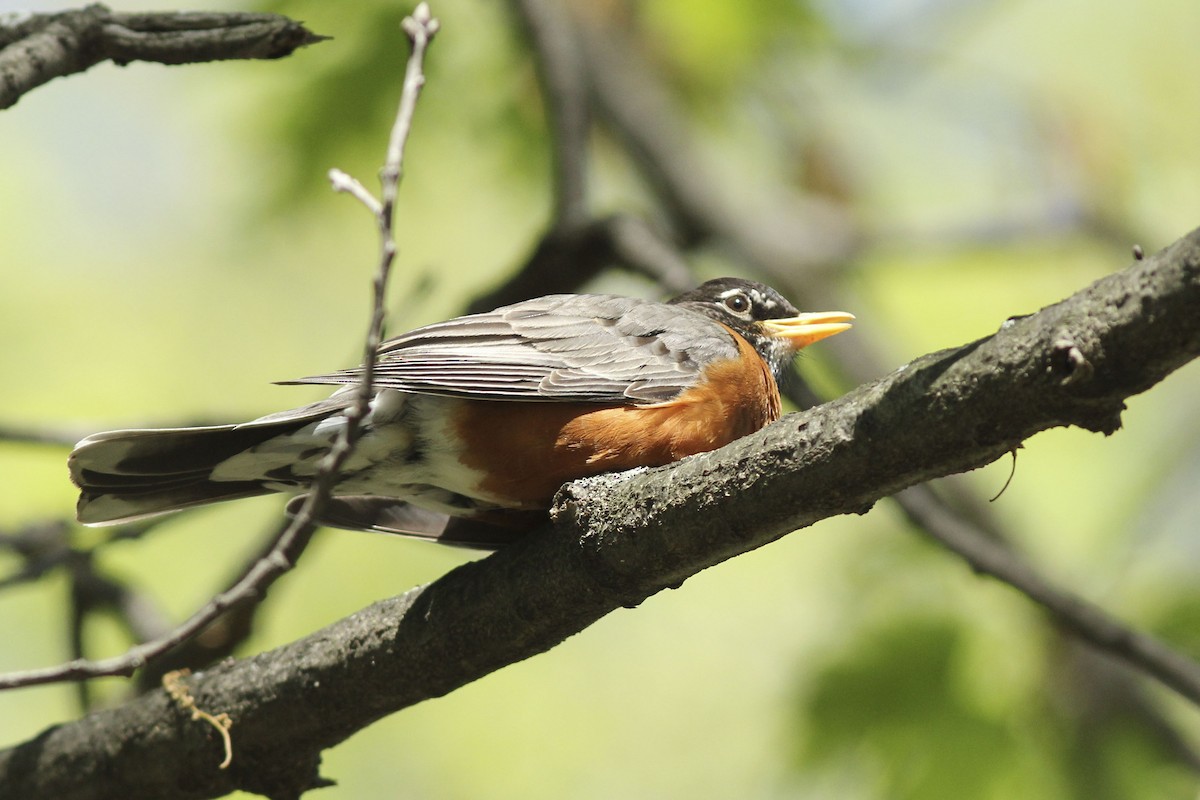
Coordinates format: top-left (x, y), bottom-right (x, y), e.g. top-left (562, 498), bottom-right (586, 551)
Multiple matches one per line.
top-left (453, 330), bottom-right (781, 507)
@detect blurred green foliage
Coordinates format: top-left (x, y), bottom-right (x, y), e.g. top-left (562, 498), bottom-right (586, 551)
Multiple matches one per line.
top-left (793, 615), bottom-right (1197, 800)
top-left (798, 617), bottom-right (1038, 798)
top-left (3, 0), bottom-right (1200, 798)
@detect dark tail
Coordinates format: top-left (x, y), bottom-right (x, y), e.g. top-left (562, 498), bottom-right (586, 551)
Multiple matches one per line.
top-left (70, 418), bottom-right (317, 526)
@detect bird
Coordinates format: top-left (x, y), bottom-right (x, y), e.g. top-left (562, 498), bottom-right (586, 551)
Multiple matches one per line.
top-left (69, 278), bottom-right (852, 548)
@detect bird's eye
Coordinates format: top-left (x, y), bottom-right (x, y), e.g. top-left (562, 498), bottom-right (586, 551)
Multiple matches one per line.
top-left (723, 293), bottom-right (751, 314)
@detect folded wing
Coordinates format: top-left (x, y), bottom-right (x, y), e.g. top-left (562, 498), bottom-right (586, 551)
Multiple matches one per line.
top-left (283, 294), bottom-right (738, 404)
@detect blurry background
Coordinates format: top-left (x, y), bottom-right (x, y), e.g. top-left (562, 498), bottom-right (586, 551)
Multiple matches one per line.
top-left (3, 0), bottom-right (1200, 797)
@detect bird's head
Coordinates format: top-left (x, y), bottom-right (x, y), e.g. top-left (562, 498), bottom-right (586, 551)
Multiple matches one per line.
top-left (669, 277), bottom-right (854, 377)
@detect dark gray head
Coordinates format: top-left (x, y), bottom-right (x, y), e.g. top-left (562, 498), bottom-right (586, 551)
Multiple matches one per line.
top-left (669, 277), bottom-right (853, 378)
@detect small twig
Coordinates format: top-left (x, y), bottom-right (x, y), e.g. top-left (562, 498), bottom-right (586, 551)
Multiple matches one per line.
top-left (328, 168), bottom-right (383, 216)
top-left (294, 1), bottom-right (437, 532)
top-left (163, 669), bottom-right (233, 769)
top-left (384, 6), bottom-right (438, 196)
top-left (988, 448), bottom-right (1019, 501)
top-left (0, 3), bottom-right (439, 693)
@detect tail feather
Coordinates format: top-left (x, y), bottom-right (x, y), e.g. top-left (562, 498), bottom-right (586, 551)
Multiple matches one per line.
top-left (70, 418), bottom-right (317, 526)
top-left (76, 480), bottom-right (276, 527)
top-left (283, 495), bottom-right (543, 550)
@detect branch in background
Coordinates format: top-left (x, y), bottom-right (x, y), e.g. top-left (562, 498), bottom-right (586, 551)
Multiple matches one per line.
top-left (0, 521), bottom-right (74, 592)
top-left (0, 517), bottom-right (177, 594)
top-left (896, 483), bottom-right (1200, 706)
top-left (463, 0), bottom-right (596, 312)
top-left (2, 224), bottom-right (1197, 800)
top-left (0, 3), bottom-right (439, 695)
top-left (507, 0), bottom-right (589, 230)
top-left (467, 213), bottom-right (692, 313)
top-left (131, 521), bottom-right (294, 695)
top-left (0, 424), bottom-right (89, 447)
top-left (66, 552), bottom-right (173, 710)
top-left (0, 513), bottom-right (259, 711)
top-left (577, 15), bottom-right (857, 272)
top-left (466, 1), bottom-right (696, 311)
top-left (0, 4), bottom-right (326, 110)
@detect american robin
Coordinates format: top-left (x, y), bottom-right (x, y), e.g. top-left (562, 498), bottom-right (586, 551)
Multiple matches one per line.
top-left (70, 278), bottom-right (852, 547)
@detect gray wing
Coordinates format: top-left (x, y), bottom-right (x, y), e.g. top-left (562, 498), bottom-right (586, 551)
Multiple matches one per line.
top-left (282, 294), bottom-right (739, 404)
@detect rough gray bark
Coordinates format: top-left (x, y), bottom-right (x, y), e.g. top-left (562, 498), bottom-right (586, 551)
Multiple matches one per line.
top-left (1, 228), bottom-right (1198, 799)
top-left (0, 5), bottom-right (324, 110)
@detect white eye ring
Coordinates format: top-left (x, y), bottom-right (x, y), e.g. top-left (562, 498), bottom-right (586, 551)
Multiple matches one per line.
top-left (723, 292), bottom-right (751, 314)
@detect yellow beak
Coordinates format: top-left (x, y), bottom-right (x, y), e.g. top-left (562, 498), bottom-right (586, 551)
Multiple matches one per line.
top-left (762, 311), bottom-right (855, 349)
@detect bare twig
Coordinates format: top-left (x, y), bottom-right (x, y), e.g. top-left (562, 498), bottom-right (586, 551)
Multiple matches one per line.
top-left (0, 5), bottom-right (326, 110)
top-left (0, 3), bottom-right (439, 693)
top-left (300, 0), bottom-right (438, 530)
top-left (327, 168), bottom-right (382, 216)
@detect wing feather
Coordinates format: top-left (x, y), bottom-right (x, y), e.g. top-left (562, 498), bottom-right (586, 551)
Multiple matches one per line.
top-left (283, 293), bottom-right (738, 404)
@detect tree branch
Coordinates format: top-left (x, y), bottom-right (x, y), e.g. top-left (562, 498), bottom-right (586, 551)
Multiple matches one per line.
top-left (2, 224), bottom-right (1197, 799)
top-left (0, 4), bottom-right (326, 110)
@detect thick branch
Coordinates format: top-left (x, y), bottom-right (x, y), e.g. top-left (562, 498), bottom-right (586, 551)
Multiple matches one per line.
top-left (2, 223), bottom-right (1197, 799)
top-left (0, 5), bottom-right (325, 110)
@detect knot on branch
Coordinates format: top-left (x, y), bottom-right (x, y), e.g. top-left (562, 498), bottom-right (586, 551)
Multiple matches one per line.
top-left (1048, 338), bottom-right (1094, 387)
top-left (1043, 335), bottom-right (1124, 434)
